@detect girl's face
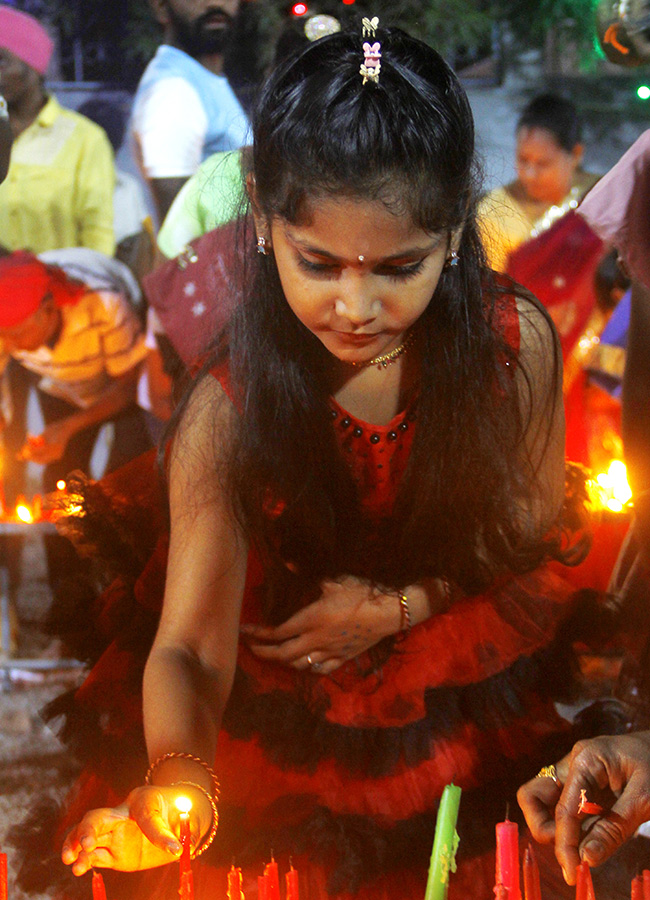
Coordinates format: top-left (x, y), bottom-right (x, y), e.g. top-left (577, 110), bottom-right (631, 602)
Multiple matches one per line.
top-left (268, 196), bottom-right (453, 367)
top-left (515, 126), bottom-right (583, 206)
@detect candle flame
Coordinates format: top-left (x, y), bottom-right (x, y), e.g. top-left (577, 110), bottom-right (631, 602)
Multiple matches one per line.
top-left (16, 504), bottom-right (33, 523)
top-left (175, 795), bottom-right (192, 815)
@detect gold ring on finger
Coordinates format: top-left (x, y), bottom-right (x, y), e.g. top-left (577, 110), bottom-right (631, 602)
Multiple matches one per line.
top-left (536, 764), bottom-right (562, 788)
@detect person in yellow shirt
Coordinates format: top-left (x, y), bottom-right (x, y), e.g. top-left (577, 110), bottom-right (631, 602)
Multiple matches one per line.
top-left (0, 6), bottom-right (115, 255)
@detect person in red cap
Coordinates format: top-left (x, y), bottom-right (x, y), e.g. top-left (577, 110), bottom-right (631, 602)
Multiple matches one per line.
top-left (0, 250), bottom-right (149, 481)
top-left (0, 5), bottom-right (115, 256)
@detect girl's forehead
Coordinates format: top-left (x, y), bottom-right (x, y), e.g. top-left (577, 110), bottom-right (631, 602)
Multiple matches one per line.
top-left (276, 197), bottom-right (444, 259)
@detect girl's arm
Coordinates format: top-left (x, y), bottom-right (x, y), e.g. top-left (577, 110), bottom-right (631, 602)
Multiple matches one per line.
top-left (63, 374), bottom-right (248, 873)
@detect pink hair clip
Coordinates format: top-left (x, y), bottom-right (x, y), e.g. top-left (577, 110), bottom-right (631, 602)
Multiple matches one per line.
top-left (360, 17), bottom-right (381, 84)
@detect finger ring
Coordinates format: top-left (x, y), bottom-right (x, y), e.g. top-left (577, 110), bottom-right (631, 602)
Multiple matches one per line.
top-left (306, 653), bottom-right (322, 672)
top-left (536, 764), bottom-right (562, 787)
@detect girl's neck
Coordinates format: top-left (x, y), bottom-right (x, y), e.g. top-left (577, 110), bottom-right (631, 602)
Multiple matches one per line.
top-left (329, 352), bottom-right (419, 426)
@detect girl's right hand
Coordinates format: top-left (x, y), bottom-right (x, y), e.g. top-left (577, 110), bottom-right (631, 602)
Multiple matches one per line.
top-left (61, 785), bottom-right (202, 875)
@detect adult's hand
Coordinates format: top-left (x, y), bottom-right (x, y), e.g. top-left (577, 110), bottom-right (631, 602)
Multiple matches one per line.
top-left (242, 576), bottom-right (401, 675)
top-left (517, 731), bottom-right (650, 884)
top-left (61, 784), bottom-right (209, 875)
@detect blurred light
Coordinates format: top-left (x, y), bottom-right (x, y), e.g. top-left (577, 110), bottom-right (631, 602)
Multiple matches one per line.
top-left (291, 2), bottom-right (308, 14)
top-left (342, 0), bottom-right (356, 4)
top-left (637, 84), bottom-right (650, 99)
top-left (56, 480), bottom-right (66, 491)
top-left (16, 504), bottom-right (33, 523)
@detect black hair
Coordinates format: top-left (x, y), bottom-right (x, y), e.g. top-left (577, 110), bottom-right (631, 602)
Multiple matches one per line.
top-left (517, 93), bottom-right (582, 152)
top-left (77, 98), bottom-right (126, 152)
top-left (179, 26), bottom-right (565, 624)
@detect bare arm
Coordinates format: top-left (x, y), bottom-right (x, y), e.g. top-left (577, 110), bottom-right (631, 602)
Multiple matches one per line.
top-left (144, 373), bottom-right (247, 778)
top-left (62, 373), bottom-right (248, 873)
top-left (21, 367), bottom-right (142, 465)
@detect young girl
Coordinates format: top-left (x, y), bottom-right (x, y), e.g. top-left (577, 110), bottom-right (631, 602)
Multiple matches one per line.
top-left (54, 23), bottom-right (589, 900)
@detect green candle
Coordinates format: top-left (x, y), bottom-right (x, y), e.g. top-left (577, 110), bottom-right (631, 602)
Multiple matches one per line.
top-left (424, 783), bottom-right (462, 900)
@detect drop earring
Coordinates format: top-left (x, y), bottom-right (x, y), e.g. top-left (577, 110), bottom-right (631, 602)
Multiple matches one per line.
top-left (444, 250), bottom-right (460, 270)
top-left (257, 235), bottom-right (269, 255)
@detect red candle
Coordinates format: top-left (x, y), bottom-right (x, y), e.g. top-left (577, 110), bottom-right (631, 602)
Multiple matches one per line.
top-left (180, 869), bottom-right (194, 900)
top-left (0, 852), bottom-right (7, 900)
top-left (286, 865), bottom-right (300, 900)
top-left (522, 845), bottom-right (541, 900)
top-left (633, 875), bottom-right (644, 900)
top-left (227, 864), bottom-right (245, 900)
top-left (643, 870), bottom-right (650, 900)
top-left (494, 887), bottom-right (508, 900)
top-left (179, 812), bottom-right (192, 876)
top-left (92, 870), bottom-right (107, 900)
top-left (258, 875), bottom-right (269, 900)
top-left (264, 859), bottom-right (280, 900)
top-left (495, 819), bottom-right (521, 900)
top-left (576, 861), bottom-right (596, 900)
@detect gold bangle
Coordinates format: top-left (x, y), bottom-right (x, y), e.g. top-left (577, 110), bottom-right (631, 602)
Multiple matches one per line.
top-left (170, 781), bottom-right (219, 858)
top-left (398, 592), bottom-right (411, 633)
top-left (146, 752), bottom-right (220, 801)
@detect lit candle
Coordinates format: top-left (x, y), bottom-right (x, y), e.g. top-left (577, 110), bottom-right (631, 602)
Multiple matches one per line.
top-left (633, 875), bottom-right (644, 900)
top-left (175, 796), bottom-right (194, 900)
top-left (643, 869), bottom-right (650, 900)
top-left (91, 870), bottom-right (107, 900)
top-left (264, 858), bottom-right (280, 900)
top-left (495, 818), bottom-right (520, 900)
top-left (0, 852), bottom-right (7, 900)
top-left (494, 887), bottom-right (508, 900)
top-left (424, 783), bottom-right (462, 900)
top-left (522, 844), bottom-right (541, 900)
top-left (227, 864), bottom-right (245, 900)
top-left (258, 875), bottom-right (269, 900)
top-left (286, 863), bottom-right (300, 900)
top-left (575, 861), bottom-right (595, 900)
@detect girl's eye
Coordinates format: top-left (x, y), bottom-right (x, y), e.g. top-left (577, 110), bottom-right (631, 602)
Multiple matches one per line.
top-left (297, 256), bottom-right (426, 281)
top-left (297, 257), bottom-right (339, 276)
top-left (378, 260), bottom-right (426, 281)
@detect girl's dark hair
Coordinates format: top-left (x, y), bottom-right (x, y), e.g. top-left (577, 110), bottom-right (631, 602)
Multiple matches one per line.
top-left (187, 27), bottom-right (563, 623)
top-left (517, 93), bottom-right (582, 152)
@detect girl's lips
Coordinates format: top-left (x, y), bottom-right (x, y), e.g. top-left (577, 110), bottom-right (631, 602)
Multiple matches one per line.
top-left (333, 332), bottom-right (378, 343)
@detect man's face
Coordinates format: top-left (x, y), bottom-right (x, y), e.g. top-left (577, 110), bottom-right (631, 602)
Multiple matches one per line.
top-left (0, 48), bottom-right (37, 107)
top-left (160, 0), bottom-right (241, 57)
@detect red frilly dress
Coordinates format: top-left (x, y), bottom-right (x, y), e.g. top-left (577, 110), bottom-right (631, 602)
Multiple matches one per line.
top-left (21, 291), bottom-right (600, 900)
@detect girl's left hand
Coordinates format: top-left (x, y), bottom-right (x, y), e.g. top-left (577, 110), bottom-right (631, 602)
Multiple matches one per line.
top-left (241, 577), bottom-right (401, 674)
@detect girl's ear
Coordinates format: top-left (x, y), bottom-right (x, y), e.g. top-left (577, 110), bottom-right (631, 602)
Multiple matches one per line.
top-left (449, 226), bottom-right (463, 255)
top-left (246, 173), bottom-right (271, 246)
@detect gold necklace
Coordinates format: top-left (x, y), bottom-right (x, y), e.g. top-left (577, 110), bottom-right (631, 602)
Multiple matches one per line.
top-left (349, 329), bottom-right (416, 370)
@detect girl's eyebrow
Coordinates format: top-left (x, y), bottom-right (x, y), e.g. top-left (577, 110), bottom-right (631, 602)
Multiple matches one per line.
top-left (285, 232), bottom-right (443, 263)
